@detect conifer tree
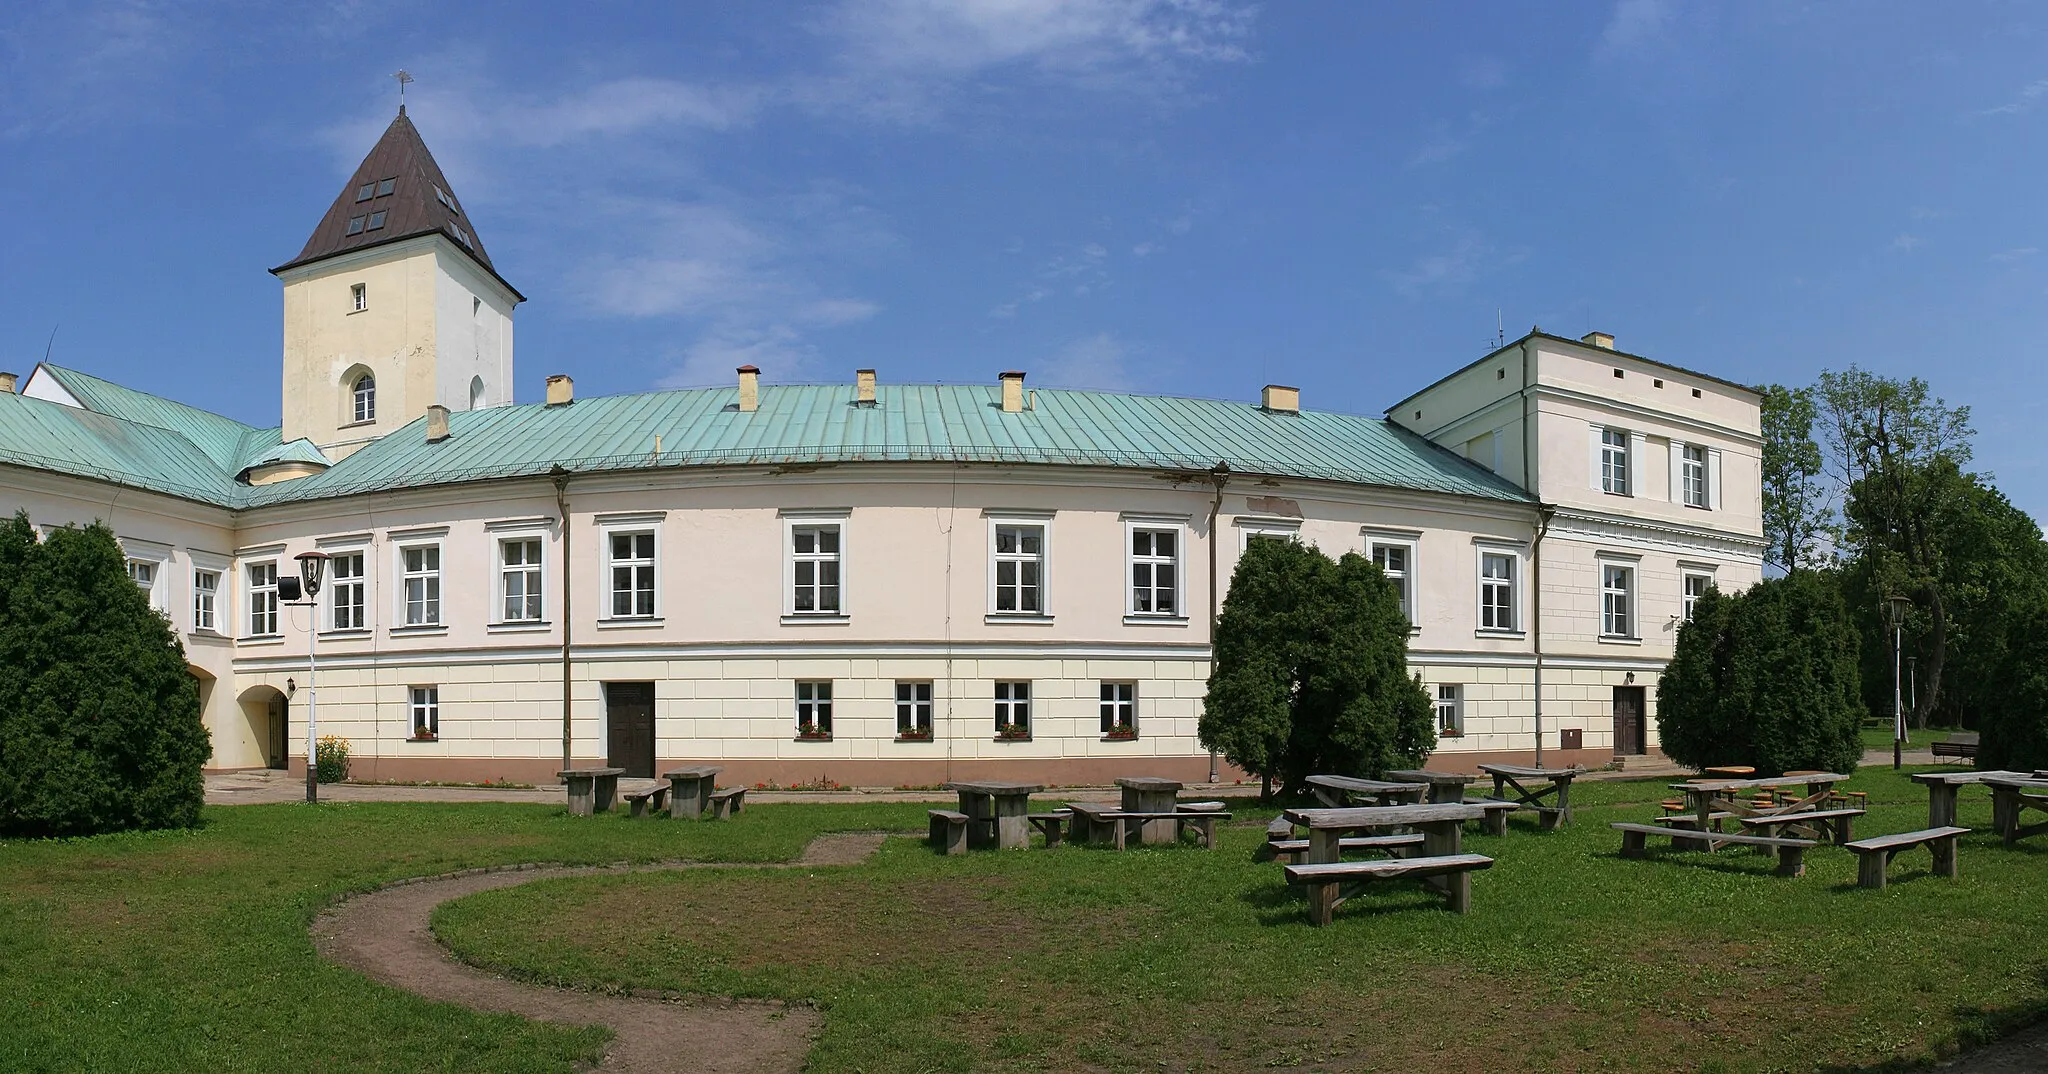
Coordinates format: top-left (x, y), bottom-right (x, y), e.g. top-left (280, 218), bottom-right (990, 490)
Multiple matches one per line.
top-left (0, 513), bottom-right (211, 837)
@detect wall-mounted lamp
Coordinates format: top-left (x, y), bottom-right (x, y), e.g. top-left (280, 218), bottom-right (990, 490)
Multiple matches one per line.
top-left (285, 678), bottom-right (296, 696)
top-left (1623, 672), bottom-right (1635, 686)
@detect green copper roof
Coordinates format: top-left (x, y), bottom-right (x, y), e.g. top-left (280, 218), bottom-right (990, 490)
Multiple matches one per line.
top-left (0, 372), bottom-right (1533, 511)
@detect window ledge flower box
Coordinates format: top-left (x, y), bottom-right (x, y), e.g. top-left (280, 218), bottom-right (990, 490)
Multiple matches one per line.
top-left (409, 731), bottom-right (438, 743)
top-left (994, 725), bottom-right (1032, 742)
top-left (795, 726), bottom-right (834, 742)
top-left (1101, 727), bottom-right (1138, 742)
top-left (895, 730), bottom-right (934, 743)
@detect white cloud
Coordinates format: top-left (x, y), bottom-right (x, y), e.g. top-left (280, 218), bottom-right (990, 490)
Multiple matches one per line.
top-left (1038, 332), bottom-right (1136, 391)
top-left (660, 325), bottom-right (811, 389)
top-left (1991, 247), bottom-right (2039, 263)
top-left (1596, 0), bottom-right (1677, 62)
top-left (1384, 230), bottom-right (1521, 298)
top-left (1980, 79), bottom-right (2048, 117)
top-left (1892, 234), bottom-right (1922, 251)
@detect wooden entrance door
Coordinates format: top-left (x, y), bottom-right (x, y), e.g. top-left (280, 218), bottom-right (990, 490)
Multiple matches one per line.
top-left (606, 682), bottom-right (657, 778)
top-left (1612, 686), bottom-right (1647, 756)
top-left (267, 696), bottom-right (289, 769)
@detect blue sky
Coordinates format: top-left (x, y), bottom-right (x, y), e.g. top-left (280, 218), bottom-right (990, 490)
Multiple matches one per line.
top-left (5, 2), bottom-right (2048, 516)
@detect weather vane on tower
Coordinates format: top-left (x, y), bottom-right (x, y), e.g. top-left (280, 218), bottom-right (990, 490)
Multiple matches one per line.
top-left (393, 69), bottom-right (414, 112)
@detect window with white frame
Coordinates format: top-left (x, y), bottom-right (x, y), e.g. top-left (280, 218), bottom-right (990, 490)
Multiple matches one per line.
top-left (608, 531), bottom-right (656, 618)
top-left (1236, 519), bottom-right (1300, 549)
top-left (126, 559), bottom-right (155, 591)
top-left (1100, 682), bottom-right (1136, 735)
top-left (500, 538), bottom-right (543, 622)
top-left (1680, 444), bottom-right (1709, 508)
top-left (1601, 427), bottom-right (1630, 495)
top-left (1479, 550), bottom-right (1517, 632)
top-left (1601, 562), bottom-right (1636, 639)
top-left (399, 545), bottom-right (441, 626)
top-left (1683, 571), bottom-right (1714, 622)
top-left (329, 551), bottom-right (365, 630)
top-left (991, 523), bottom-right (1045, 614)
top-left (410, 686), bottom-right (439, 739)
top-left (995, 681), bottom-right (1031, 735)
top-left (1128, 526), bottom-right (1180, 616)
top-left (247, 562), bottom-right (278, 636)
top-left (1436, 684), bottom-right (1463, 736)
top-left (352, 373), bottom-right (376, 423)
top-left (351, 283), bottom-right (367, 313)
top-left (795, 680), bottom-right (833, 736)
top-left (124, 554), bottom-right (167, 613)
top-left (896, 681), bottom-right (933, 737)
top-left (1366, 535), bottom-right (1417, 625)
top-left (192, 569), bottom-right (219, 632)
top-left (789, 524), bottom-right (842, 614)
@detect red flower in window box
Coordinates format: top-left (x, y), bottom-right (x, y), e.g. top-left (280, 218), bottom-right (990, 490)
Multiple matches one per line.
top-left (995, 723), bottom-right (1032, 741)
top-left (795, 722), bottom-right (833, 741)
top-left (895, 728), bottom-right (934, 742)
top-left (410, 729), bottom-right (438, 742)
top-left (1102, 723), bottom-right (1137, 741)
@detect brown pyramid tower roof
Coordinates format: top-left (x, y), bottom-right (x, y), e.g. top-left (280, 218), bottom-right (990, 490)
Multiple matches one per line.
top-left (271, 107), bottom-right (522, 300)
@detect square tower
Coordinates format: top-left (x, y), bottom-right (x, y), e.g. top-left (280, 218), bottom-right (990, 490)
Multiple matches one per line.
top-left (270, 107), bottom-right (522, 459)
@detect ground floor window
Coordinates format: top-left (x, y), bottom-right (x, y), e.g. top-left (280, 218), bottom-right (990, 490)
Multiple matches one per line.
top-left (1436, 684), bottom-right (1462, 736)
top-left (1100, 682), bottom-right (1136, 736)
top-left (995, 681), bottom-right (1031, 737)
top-left (410, 686), bottom-right (439, 739)
top-left (896, 681), bottom-right (932, 738)
top-left (796, 680), bottom-right (833, 737)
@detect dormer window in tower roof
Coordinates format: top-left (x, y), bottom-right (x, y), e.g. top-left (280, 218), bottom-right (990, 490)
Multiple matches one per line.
top-left (345, 216), bottom-right (366, 235)
top-left (365, 210), bottom-right (387, 231)
top-left (449, 224), bottom-right (471, 249)
top-left (376, 177), bottom-right (396, 197)
top-left (434, 185), bottom-right (459, 215)
top-left (355, 182), bottom-right (375, 202)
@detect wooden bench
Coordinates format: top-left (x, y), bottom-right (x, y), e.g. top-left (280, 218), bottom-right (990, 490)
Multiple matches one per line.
top-left (1107, 811), bottom-right (1233, 850)
top-left (1611, 821), bottom-right (1815, 876)
top-left (1283, 853), bottom-right (1495, 923)
top-left (928, 809), bottom-right (969, 854)
top-left (1468, 798), bottom-right (1521, 836)
top-left (1027, 810), bottom-right (1071, 848)
top-left (707, 787), bottom-right (746, 819)
top-left (1736, 807), bottom-right (1866, 844)
top-left (1844, 826), bottom-right (1969, 889)
top-left (621, 783), bottom-right (669, 818)
top-left (1179, 800), bottom-right (1227, 813)
top-left (1064, 802), bottom-right (1119, 845)
top-left (1929, 733), bottom-right (1979, 763)
top-left (1266, 817), bottom-right (1295, 842)
top-left (1267, 832), bottom-right (1425, 864)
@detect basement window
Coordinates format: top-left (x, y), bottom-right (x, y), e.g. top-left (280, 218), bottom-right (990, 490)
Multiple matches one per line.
top-left (355, 183), bottom-right (375, 202)
top-left (365, 211), bottom-right (387, 231)
top-left (376, 177), bottom-right (396, 197)
top-left (345, 216), bottom-right (366, 235)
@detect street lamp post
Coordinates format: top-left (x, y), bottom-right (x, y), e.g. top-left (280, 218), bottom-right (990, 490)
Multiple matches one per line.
top-left (1885, 594), bottom-right (1912, 771)
top-left (295, 552), bottom-right (330, 804)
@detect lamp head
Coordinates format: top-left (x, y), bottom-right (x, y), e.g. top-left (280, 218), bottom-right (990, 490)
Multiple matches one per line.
top-left (1885, 593), bottom-right (1912, 627)
top-left (295, 551), bottom-right (330, 597)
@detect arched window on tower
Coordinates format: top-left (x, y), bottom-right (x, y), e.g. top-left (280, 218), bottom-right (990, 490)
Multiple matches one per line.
top-left (468, 375), bottom-right (485, 411)
top-left (352, 374), bottom-right (376, 423)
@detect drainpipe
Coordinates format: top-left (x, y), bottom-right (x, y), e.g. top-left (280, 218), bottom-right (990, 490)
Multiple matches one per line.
top-left (1519, 337), bottom-right (1551, 768)
top-left (552, 467), bottom-right (573, 779)
top-left (1205, 461), bottom-right (1230, 783)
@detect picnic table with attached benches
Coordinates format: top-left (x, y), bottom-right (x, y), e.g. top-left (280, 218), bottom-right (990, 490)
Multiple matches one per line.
top-left (1305, 774), bottom-right (1431, 808)
top-left (1671, 772), bottom-right (1849, 836)
top-left (1387, 769), bottom-right (1480, 804)
top-left (1477, 764), bottom-right (1578, 829)
top-left (942, 780), bottom-right (1045, 850)
top-left (661, 765), bottom-right (724, 819)
top-left (1117, 777), bottom-right (1187, 843)
top-left (558, 767), bottom-right (625, 815)
top-left (1980, 775), bottom-right (2048, 847)
top-left (1279, 802), bottom-right (1492, 923)
top-left (1909, 770), bottom-right (2033, 828)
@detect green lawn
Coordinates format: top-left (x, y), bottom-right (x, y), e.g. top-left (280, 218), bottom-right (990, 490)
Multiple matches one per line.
top-left (2, 773), bottom-right (2043, 1073)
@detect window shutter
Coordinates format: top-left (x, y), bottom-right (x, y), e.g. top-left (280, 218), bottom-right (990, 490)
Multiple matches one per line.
top-left (1668, 441), bottom-right (1684, 504)
top-left (1588, 426), bottom-right (1604, 491)
top-left (1628, 432), bottom-right (1648, 498)
top-left (1707, 448), bottom-right (1723, 511)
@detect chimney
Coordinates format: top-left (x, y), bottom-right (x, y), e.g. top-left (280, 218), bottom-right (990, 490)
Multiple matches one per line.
top-left (545, 375), bottom-right (574, 406)
top-left (0, 372), bottom-right (15, 394)
top-left (426, 404), bottom-right (451, 443)
top-left (737, 365), bottom-right (760, 412)
top-left (855, 368), bottom-right (876, 406)
top-left (1581, 331), bottom-right (1616, 350)
top-left (1261, 384), bottom-right (1300, 414)
top-left (1000, 370), bottom-right (1026, 413)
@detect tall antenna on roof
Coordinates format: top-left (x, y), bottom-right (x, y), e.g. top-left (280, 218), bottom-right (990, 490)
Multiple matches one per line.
top-left (392, 69), bottom-right (414, 113)
top-left (1497, 308), bottom-right (1505, 349)
top-left (42, 324), bottom-right (58, 366)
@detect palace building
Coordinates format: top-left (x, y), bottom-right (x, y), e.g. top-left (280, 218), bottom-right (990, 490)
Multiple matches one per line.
top-left (0, 109), bottom-right (1766, 786)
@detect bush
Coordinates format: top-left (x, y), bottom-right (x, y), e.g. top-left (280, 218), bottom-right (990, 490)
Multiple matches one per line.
top-left (1656, 570), bottom-right (1864, 775)
top-left (314, 735), bottom-right (351, 784)
top-left (1978, 605), bottom-right (2048, 771)
top-left (0, 513), bottom-right (211, 837)
top-left (1199, 538), bottom-right (1433, 797)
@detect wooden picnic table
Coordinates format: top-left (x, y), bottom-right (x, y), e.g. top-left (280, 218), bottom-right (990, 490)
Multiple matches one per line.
top-left (557, 767), bottom-right (625, 815)
top-left (1478, 764), bottom-right (1579, 829)
top-left (1980, 775), bottom-right (2048, 847)
top-left (1703, 765), bottom-right (1757, 778)
top-left (1386, 769), bottom-right (1479, 804)
top-left (662, 764), bottom-right (725, 819)
top-left (1305, 774), bottom-right (1431, 808)
top-left (1116, 776), bottom-right (1184, 844)
top-left (1283, 803), bottom-right (1487, 915)
top-left (1909, 770), bottom-right (2032, 827)
top-left (1672, 773), bottom-right (1848, 838)
top-left (943, 781), bottom-right (1046, 850)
